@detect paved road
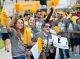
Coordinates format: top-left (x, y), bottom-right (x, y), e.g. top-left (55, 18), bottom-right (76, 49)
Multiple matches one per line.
top-left (0, 45), bottom-right (80, 59)
top-left (0, 45), bottom-right (12, 59)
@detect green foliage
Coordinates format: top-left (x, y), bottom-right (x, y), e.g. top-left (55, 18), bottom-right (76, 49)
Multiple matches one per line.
top-left (0, 39), bottom-right (4, 49)
top-left (3, 0), bottom-right (5, 2)
top-left (77, 0), bottom-right (80, 2)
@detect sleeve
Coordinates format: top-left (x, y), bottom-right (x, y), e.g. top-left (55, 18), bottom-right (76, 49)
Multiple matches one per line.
top-left (9, 28), bottom-right (14, 34)
top-left (33, 32), bottom-right (42, 42)
top-left (45, 8), bottom-right (53, 23)
top-left (54, 20), bottom-right (58, 26)
top-left (33, 32), bottom-right (39, 42)
top-left (66, 19), bottom-right (69, 28)
top-left (74, 24), bottom-right (78, 31)
top-left (8, 28), bottom-right (15, 39)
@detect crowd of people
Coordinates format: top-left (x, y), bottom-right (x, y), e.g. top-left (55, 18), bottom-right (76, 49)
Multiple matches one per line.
top-left (0, 7), bottom-right (80, 59)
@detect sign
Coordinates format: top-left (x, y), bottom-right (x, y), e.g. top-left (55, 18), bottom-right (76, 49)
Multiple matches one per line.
top-left (20, 1), bottom-right (40, 10)
top-left (47, 0), bottom-right (69, 9)
top-left (31, 43), bottom-right (40, 59)
top-left (52, 35), bottom-right (69, 49)
top-left (14, 1), bottom-right (40, 13)
top-left (3, 0), bottom-right (15, 16)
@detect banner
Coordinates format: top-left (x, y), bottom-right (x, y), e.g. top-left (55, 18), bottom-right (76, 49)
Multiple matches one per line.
top-left (52, 35), bottom-right (69, 49)
top-left (14, 1), bottom-right (40, 13)
top-left (1, 9), bottom-right (7, 27)
top-left (31, 43), bottom-right (40, 59)
top-left (31, 37), bottom-right (42, 59)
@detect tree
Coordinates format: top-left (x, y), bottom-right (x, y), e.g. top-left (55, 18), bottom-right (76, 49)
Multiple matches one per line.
top-left (0, 1), bottom-right (1, 7)
top-left (0, 0), bottom-right (2, 9)
top-left (40, 0), bottom-right (47, 5)
top-left (77, 0), bottom-right (80, 4)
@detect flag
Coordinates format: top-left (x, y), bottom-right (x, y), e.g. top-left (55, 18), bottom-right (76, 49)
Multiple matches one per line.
top-left (1, 9), bottom-right (7, 27)
top-left (54, 26), bottom-right (60, 33)
top-left (30, 7), bottom-right (37, 14)
top-left (31, 37), bottom-right (43, 59)
top-left (50, 0), bottom-right (59, 6)
top-left (37, 37), bottom-right (43, 53)
top-left (23, 27), bottom-right (32, 45)
top-left (57, 11), bottom-right (67, 17)
top-left (15, 3), bottom-right (23, 12)
top-left (41, 11), bottom-right (46, 17)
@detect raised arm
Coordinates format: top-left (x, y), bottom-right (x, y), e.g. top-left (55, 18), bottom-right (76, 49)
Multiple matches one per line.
top-left (45, 8), bottom-right (53, 23)
top-left (6, 12), bottom-right (19, 32)
top-left (6, 16), bottom-right (11, 32)
top-left (9, 12), bottom-right (19, 27)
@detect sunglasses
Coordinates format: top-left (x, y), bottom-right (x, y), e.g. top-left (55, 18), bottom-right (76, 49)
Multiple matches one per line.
top-left (44, 25), bottom-right (51, 28)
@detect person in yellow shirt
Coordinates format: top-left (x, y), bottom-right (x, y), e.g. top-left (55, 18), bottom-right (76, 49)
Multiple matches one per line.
top-left (71, 16), bottom-right (78, 24)
top-left (23, 17), bottom-right (38, 59)
top-left (23, 12), bottom-right (30, 27)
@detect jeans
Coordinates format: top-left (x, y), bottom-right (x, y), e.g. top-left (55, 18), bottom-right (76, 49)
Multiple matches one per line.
top-left (13, 55), bottom-right (25, 59)
top-left (59, 49), bottom-right (70, 59)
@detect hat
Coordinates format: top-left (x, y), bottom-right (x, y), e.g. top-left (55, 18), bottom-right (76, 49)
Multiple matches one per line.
top-left (66, 15), bottom-right (70, 19)
top-left (57, 11), bottom-right (66, 17)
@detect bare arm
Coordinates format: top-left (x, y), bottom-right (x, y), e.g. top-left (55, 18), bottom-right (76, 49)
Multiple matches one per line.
top-left (6, 12), bottom-right (19, 32)
top-left (6, 16), bottom-right (11, 32)
top-left (9, 12), bottom-right (19, 26)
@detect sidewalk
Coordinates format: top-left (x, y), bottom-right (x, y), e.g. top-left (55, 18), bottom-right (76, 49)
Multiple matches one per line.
top-left (0, 45), bottom-right (80, 59)
top-left (0, 45), bottom-right (12, 59)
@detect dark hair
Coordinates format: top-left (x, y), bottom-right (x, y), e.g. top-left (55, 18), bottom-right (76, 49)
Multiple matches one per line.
top-left (24, 13), bottom-right (29, 17)
top-left (41, 22), bottom-right (51, 28)
top-left (36, 10), bottom-right (42, 14)
top-left (25, 46), bottom-right (32, 49)
top-left (19, 15), bottom-right (22, 18)
top-left (37, 10), bottom-right (41, 13)
top-left (10, 16), bottom-right (13, 20)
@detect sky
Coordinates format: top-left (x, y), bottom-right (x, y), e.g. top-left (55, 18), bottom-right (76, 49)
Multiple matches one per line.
top-left (56, 0), bottom-right (69, 8)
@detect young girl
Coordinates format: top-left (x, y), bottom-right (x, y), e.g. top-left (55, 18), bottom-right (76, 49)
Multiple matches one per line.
top-left (23, 17), bottom-right (38, 59)
top-left (6, 15), bottom-right (25, 59)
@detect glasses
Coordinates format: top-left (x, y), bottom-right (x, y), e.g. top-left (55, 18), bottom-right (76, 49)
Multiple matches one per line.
top-left (44, 25), bottom-right (51, 28)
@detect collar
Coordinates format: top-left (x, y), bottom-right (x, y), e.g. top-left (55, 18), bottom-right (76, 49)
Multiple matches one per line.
top-left (43, 32), bottom-right (48, 37)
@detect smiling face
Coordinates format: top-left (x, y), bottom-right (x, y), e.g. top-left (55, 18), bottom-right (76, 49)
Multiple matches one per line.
top-left (57, 13), bottom-right (63, 19)
top-left (28, 17), bottom-right (35, 28)
top-left (24, 15), bottom-right (30, 20)
top-left (15, 19), bottom-right (24, 30)
top-left (37, 11), bottom-right (43, 18)
top-left (42, 23), bottom-right (51, 34)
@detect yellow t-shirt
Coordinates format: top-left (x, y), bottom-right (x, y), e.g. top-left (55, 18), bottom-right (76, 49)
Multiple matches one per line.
top-left (24, 20), bottom-right (28, 26)
top-left (71, 16), bottom-right (78, 24)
